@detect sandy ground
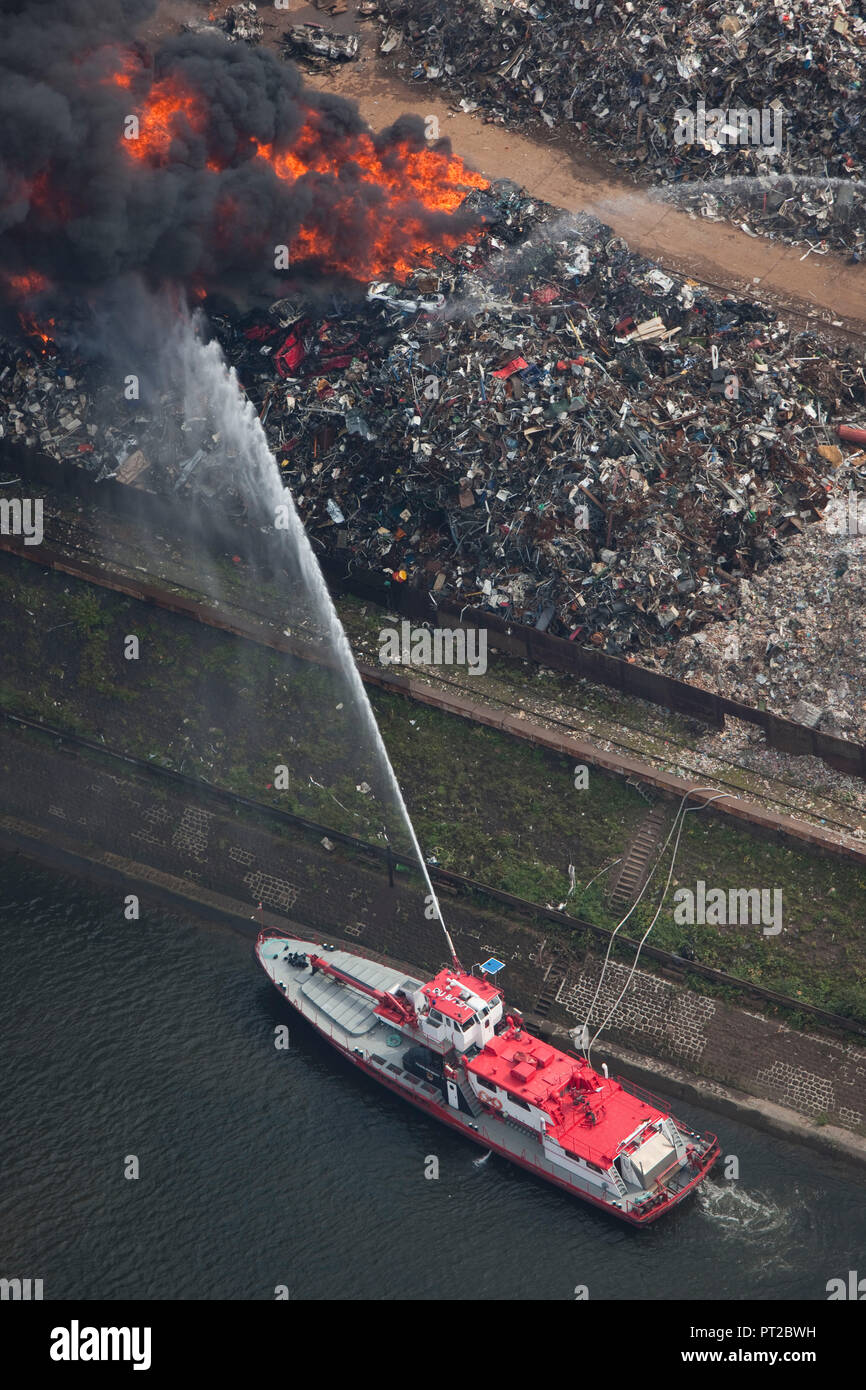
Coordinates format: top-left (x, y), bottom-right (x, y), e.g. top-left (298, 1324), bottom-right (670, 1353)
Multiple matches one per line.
top-left (306, 54), bottom-right (866, 337)
top-left (149, 0), bottom-right (866, 336)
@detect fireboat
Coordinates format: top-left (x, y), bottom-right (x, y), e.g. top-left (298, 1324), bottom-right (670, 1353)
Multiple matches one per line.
top-left (255, 930), bottom-right (719, 1225)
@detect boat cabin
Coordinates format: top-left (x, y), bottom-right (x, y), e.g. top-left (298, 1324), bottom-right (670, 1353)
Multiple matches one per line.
top-left (410, 968), bottom-right (504, 1052)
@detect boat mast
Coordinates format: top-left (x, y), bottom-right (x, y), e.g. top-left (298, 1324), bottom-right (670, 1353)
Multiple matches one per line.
top-left (441, 918), bottom-right (460, 970)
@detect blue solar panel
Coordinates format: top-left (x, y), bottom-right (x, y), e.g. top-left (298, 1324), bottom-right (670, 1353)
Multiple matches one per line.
top-left (480, 958), bottom-right (505, 975)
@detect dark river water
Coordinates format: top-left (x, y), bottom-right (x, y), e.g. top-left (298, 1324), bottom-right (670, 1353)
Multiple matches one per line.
top-left (1, 853), bottom-right (864, 1301)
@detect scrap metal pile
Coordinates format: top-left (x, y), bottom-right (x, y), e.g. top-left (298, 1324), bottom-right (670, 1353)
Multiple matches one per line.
top-left (184, 3), bottom-right (360, 64)
top-left (377, 0), bottom-right (866, 253)
top-left (3, 182), bottom-right (863, 671)
top-left (184, 2), bottom-right (264, 44)
top-left (670, 518), bottom-right (866, 738)
top-left (284, 24), bottom-right (359, 66)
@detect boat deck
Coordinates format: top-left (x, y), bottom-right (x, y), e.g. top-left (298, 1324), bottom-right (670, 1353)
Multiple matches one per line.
top-left (258, 937), bottom-right (420, 1047)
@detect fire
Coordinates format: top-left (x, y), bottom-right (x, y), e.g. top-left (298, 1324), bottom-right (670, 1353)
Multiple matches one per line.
top-left (28, 170), bottom-right (74, 224)
top-left (17, 310), bottom-right (57, 356)
top-left (113, 72), bottom-right (208, 164)
top-left (108, 49), bottom-right (144, 89)
top-left (4, 269), bottom-right (57, 349)
top-left (115, 64), bottom-right (488, 279)
top-left (4, 270), bottom-right (57, 355)
top-left (5, 271), bottom-right (50, 297)
top-left (255, 124), bottom-right (488, 278)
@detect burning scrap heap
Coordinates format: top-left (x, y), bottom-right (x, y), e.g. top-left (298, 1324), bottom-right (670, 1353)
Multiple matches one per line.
top-left (209, 200), bottom-right (865, 659)
top-left (1, 0), bottom-right (865, 676)
top-left (377, 0), bottom-right (866, 255)
top-left (5, 186), bottom-right (864, 661)
top-left (0, 0), bottom-right (481, 496)
top-left (0, 0), bottom-right (484, 312)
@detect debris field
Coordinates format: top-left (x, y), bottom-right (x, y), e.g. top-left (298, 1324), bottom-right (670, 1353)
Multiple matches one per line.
top-left (2, 180), bottom-right (865, 731)
top-left (376, 0), bottom-right (866, 255)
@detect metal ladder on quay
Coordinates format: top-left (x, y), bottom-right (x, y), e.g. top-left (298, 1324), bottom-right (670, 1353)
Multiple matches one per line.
top-left (608, 801), bottom-right (671, 912)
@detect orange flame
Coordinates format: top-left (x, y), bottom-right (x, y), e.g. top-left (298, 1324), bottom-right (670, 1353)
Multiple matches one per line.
top-left (114, 72), bottom-right (208, 163)
top-left (17, 309), bottom-right (57, 355)
top-left (114, 64), bottom-right (488, 279)
top-left (256, 124), bottom-right (488, 278)
top-left (5, 271), bottom-right (50, 297)
top-left (4, 270), bottom-right (56, 349)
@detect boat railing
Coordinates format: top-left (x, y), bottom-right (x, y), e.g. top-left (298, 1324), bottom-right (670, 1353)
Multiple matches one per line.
top-left (524, 1144), bottom-right (631, 1210)
top-left (617, 1075), bottom-right (720, 1158)
top-left (548, 1133), bottom-right (630, 1173)
top-left (614, 1073), bottom-right (698, 1133)
top-left (256, 927), bottom-right (295, 946)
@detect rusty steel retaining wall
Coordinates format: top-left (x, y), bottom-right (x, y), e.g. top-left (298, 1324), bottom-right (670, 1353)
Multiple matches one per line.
top-left (334, 570), bottom-right (866, 779)
top-left (2, 529), bottom-right (865, 873)
top-left (6, 441), bottom-right (866, 779)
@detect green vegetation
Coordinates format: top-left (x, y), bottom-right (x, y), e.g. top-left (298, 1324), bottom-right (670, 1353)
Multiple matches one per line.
top-left (1, 549), bottom-right (865, 1025)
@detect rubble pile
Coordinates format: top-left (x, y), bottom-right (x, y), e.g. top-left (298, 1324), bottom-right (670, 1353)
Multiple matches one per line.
top-left (223, 3), bottom-right (264, 45)
top-left (0, 340), bottom-right (178, 496)
top-left (377, 0), bottom-right (866, 253)
top-left (669, 519), bottom-right (866, 738)
top-left (184, 2), bottom-right (264, 44)
top-left (2, 185), bottom-right (864, 669)
top-left (285, 24), bottom-right (359, 66)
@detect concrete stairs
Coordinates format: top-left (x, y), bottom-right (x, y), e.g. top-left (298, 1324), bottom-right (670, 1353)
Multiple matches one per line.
top-left (534, 965), bottom-right (567, 1019)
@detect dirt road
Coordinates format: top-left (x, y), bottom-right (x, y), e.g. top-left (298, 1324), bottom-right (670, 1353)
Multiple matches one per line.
top-left (149, 0), bottom-right (865, 334)
top-left (308, 54), bottom-right (866, 337)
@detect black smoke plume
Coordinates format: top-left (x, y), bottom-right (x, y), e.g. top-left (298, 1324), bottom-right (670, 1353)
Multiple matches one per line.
top-left (0, 0), bottom-right (480, 327)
